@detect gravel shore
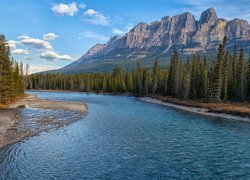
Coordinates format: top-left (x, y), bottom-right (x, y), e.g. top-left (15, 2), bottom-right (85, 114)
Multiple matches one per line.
top-left (0, 94), bottom-right (87, 149)
top-left (140, 97), bottom-right (250, 122)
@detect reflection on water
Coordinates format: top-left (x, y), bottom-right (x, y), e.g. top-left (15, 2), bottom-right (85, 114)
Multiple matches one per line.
top-left (1, 91), bottom-right (250, 179)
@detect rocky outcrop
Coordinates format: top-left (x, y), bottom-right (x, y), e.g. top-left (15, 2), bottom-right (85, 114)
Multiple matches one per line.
top-left (85, 44), bottom-right (106, 57)
top-left (63, 8), bottom-right (250, 71)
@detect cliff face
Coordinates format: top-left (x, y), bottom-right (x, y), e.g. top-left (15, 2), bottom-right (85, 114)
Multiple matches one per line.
top-left (63, 8), bottom-right (250, 71)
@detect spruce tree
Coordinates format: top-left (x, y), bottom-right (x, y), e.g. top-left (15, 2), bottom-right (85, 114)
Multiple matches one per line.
top-left (152, 58), bottom-right (159, 94)
top-left (229, 43), bottom-right (238, 99)
top-left (247, 54), bottom-right (250, 98)
top-left (212, 44), bottom-right (224, 101)
top-left (142, 69), bottom-right (149, 95)
top-left (238, 48), bottom-right (245, 100)
top-left (222, 52), bottom-right (229, 101)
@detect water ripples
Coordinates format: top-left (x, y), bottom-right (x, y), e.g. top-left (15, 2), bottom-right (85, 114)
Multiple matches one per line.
top-left (1, 91), bottom-right (250, 179)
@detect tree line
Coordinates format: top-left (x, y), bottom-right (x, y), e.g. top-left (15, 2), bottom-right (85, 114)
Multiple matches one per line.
top-left (28, 40), bottom-right (250, 102)
top-left (0, 35), bottom-right (28, 104)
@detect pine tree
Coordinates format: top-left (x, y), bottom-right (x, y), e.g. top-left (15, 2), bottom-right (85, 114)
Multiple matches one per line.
top-left (180, 60), bottom-right (191, 99)
top-left (125, 70), bottom-right (133, 92)
top-left (247, 54), bottom-right (250, 98)
top-left (200, 57), bottom-right (209, 99)
top-left (152, 58), bottom-right (159, 94)
top-left (222, 52), bottom-right (229, 101)
top-left (142, 69), bottom-right (149, 95)
top-left (167, 54), bottom-right (174, 95)
top-left (212, 43), bottom-right (224, 101)
top-left (135, 61), bottom-right (142, 94)
top-left (238, 48), bottom-right (245, 100)
top-left (168, 50), bottom-right (179, 97)
top-left (190, 55), bottom-right (200, 99)
top-left (0, 35), bottom-right (12, 103)
top-left (229, 43), bottom-right (238, 99)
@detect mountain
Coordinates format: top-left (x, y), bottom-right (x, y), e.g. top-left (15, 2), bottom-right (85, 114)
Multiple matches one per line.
top-left (60, 8), bottom-right (250, 73)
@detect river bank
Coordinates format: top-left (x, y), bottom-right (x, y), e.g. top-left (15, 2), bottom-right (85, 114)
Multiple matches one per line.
top-left (140, 96), bottom-right (250, 121)
top-left (0, 94), bottom-right (87, 149)
top-left (28, 90), bottom-right (250, 119)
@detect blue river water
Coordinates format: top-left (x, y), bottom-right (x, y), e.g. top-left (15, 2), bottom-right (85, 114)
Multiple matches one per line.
top-left (1, 91), bottom-right (250, 179)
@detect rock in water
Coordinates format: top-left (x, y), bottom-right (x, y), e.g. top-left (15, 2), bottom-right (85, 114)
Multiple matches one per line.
top-left (17, 105), bottom-right (29, 109)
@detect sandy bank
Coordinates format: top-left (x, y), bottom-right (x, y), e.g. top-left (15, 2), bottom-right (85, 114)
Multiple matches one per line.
top-left (9, 94), bottom-right (87, 111)
top-left (0, 94), bottom-right (87, 149)
top-left (140, 97), bottom-right (250, 122)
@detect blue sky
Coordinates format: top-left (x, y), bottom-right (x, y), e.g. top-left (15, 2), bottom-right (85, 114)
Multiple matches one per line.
top-left (1, 0), bottom-right (250, 73)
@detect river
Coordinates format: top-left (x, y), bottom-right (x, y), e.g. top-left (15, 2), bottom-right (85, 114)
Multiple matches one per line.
top-left (1, 91), bottom-right (250, 179)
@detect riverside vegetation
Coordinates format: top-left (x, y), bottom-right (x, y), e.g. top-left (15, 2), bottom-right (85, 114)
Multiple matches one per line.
top-left (0, 35), bottom-right (28, 105)
top-left (29, 37), bottom-right (250, 103)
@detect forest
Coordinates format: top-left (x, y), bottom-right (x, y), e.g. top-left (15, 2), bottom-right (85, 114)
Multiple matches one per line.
top-left (0, 35), bottom-right (27, 104)
top-left (28, 38), bottom-right (250, 102)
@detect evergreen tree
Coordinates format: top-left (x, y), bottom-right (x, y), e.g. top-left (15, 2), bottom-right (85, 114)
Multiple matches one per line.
top-left (125, 70), bottom-right (133, 92)
top-left (247, 54), bottom-right (250, 98)
top-left (238, 48), bottom-right (245, 100)
top-left (222, 52), bottom-right (229, 101)
top-left (152, 58), bottom-right (159, 94)
top-left (180, 60), bottom-right (191, 99)
top-left (200, 57), bottom-right (209, 99)
top-left (142, 69), bottom-right (149, 95)
top-left (0, 34), bottom-right (26, 104)
top-left (229, 43), bottom-right (238, 99)
top-left (212, 44), bottom-right (224, 101)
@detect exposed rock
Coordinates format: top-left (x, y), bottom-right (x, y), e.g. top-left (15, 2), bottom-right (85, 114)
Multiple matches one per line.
top-left (85, 44), bottom-right (106, 57)
top-left (198, 7), bottom-right (218, 25)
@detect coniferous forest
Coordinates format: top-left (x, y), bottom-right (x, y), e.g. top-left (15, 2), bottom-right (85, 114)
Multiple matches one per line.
top-left (29, 39), bottom-right (250, 103)
top-left (0, 35), bottom-right (27, 104)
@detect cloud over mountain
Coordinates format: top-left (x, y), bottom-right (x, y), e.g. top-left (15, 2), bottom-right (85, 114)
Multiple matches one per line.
top-left (52, 2), bottom-right (79, 16)
top-left (43, 33), bottom-right (58, 41)
top-left (40, 51), bottom-right (73, 61)
top-left (83, 9), bottom-right (110, 26)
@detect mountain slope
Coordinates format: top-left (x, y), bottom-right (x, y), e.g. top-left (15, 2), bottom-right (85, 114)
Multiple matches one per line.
top-left (61, 7), bottom-right (250, 73)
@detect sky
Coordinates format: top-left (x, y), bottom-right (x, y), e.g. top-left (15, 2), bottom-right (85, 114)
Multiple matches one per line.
top-left (1, 0), bottom-right (250, 73)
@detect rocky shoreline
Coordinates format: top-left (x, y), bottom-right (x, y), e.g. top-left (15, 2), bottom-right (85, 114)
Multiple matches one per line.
top-left (0, 94), bottom-right (88, 149)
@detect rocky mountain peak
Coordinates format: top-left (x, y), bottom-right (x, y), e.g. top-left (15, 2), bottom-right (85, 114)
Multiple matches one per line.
top-left (130, 22), bottom-right (149, 33)
top-left (199, 7), bottom-right (218, 25)
top-left (85, 44), bottom-right (106, 57)
top-left (64, 8), bottom-right (250, 71)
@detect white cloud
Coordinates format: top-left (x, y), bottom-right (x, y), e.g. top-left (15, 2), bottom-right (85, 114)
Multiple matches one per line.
top-left (79, 3), bottom-right (86, 9)
top-left (40, 51), bottom-right (73, 61)
top-left (112, 28), bottom-right (126, 35)
top-left (52, 2), bottom-right (79, 16)
top-left (43, 33), bottom-right (58, 41)
top-left (81, 31), bottom-right (109, 41)
top-left (84, 9), bottom-right (98, 16)
top-left (8, 40), bottom-right (19, 49)
top-left (29, 64), bottom-right (61, 74)
top-left (18, 36), bottom-right (53, 50)
top-left (18, 36), bottom-right (30, 39)
top-left (83, 9), bottom-right (110, 26)
top-left (12, 49), bottom-right (29, 55)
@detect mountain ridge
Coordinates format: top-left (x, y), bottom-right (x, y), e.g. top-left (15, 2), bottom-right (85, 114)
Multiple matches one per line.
top-left (61, 7), bottom-right (250, 73)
